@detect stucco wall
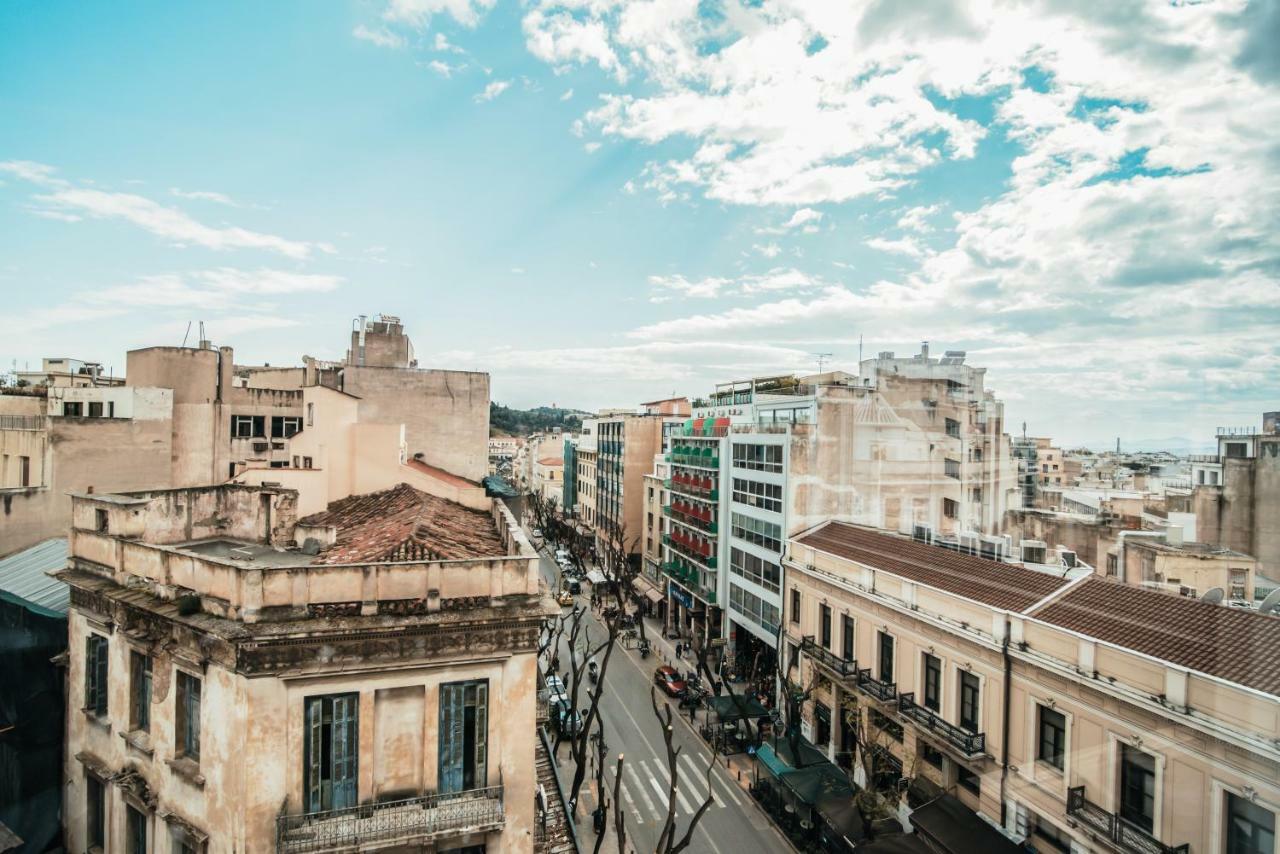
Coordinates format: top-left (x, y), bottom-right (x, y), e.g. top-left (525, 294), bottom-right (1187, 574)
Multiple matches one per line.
top-left (342, 366), bottom-right (490, 482)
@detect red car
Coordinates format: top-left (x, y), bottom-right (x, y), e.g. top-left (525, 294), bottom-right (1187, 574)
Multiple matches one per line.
top-left (653, 665), bottom-right (686, 697)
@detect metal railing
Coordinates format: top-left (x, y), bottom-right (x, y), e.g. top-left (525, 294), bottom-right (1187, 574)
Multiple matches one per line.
top-left (1066, 787), bottom-right (1188, 854)
top-left (276, 786), bottom-right (505, 853)
top-left (856, 668), bottom-right (897, 703)
top-left (799, 636), bottom-right (858, 682)
top-left (897, 693), bottom-right (986, 758)
top-left (0, 414), bottom-right (43, 430)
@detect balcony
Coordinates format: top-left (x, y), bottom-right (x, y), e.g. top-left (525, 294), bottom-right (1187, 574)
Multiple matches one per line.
top-left (1066, 787), bottom-right (1188, 854)
top-left (667, 537), bottom-right (716, 569)
top-left (897, 693), bottom-right (986, 758)
top-left (856, 668), bottom-right (897, 703)
top-left (799, 636), bottom-right (858, 684)
top-left (668, 473), bottom-right (718, 501)
top-left (669, 448), bottom-right (720, 470)
top-left (277, 786), bottom-right (505, 854)
top-left (667, 502), bottom-right (717, 535)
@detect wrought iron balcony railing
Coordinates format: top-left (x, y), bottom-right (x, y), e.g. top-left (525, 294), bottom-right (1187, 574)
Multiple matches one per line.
top-left (897, 693), bottom-right (986, 758)
top-left (856, 668), bottom-right (897, 703)
top-left (277, 786), bottom-right (505, 853)
top-left (799, 636), bottom-right (858, 683)
top-left (1066, 787), bottom-right (1188, 854)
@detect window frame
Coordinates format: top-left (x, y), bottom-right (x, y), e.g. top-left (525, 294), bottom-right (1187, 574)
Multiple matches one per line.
top-left (923, 653), bottom-right (942, 713)
top-left (820, 604), bottom-right (832, 649)
top-left (878, 631), bottom-right (894, 683)
top-left (130, 650), bottom-right (153, 733)
top-left (84, 633), bottom-right (109, 716)
top-left (840, 615), bottom-right (854, 662)
top-left (958, 670), bottom-right (980, 733)
top-left (1118, 743), bottom-right (1157, 834)
top-left (175, 670), bottom-right (202, 761)
top-left (790, 588), bottom-right (800, 625)
top-left (1037, 705), bottom-right (1066, 772)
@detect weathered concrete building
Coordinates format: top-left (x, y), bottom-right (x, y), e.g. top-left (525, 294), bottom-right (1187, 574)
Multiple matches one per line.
top-left (786, 522), bottom-right (1280, 854)
top-left (58, 481), bottom-right (552, 853)
top-left (1194, 414), bottom-right (1280, 583)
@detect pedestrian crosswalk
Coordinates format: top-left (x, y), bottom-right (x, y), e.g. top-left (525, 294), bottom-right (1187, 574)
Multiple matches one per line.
top-left (609, 751), bottom-right (747, 825)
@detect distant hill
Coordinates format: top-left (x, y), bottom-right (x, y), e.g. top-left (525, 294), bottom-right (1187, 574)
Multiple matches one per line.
top-left (490, 403), bottom-right (585, 437)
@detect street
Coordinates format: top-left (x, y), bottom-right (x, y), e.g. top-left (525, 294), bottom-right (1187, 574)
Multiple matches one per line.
top-left (536, 548), bottom-right (789, 854)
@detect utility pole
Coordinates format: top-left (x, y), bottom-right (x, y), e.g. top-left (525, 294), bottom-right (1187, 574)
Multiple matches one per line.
top-left (814, 352), bottom-right (833, 373)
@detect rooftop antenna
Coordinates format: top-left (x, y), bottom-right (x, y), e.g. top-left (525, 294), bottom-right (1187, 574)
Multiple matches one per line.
top-left (181, 321), bottom-right (192, 348)
top-left (858, 335), bottom-right (863, 365)
top-left (1200, 587), bottom-right (1225, 605)
top-left (814, 352), bottom-right (833, 373)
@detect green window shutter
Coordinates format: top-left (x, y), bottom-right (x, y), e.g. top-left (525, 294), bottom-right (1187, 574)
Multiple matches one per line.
top-left (331, 694), bottom-right (358, 810)
top-left (305, 697), bottom-right (323, 813)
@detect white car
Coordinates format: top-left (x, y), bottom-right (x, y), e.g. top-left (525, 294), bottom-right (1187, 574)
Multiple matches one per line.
top-left (554, 549), bottom-right (571, 563)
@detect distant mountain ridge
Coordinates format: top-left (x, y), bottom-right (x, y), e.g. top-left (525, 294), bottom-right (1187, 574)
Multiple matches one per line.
top-left (490, 403), bottom-right (586, 437)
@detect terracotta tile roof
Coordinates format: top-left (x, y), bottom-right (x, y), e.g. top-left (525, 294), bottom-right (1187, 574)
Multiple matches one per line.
top-left (405, 458), bottom-right (480, 488)
top-left (795, 522), bottom-right (1069, 613)
top-left (1032, 577), bottom-right (1280, 695)
top-left (300, 483), bottom-right (505, 564)
top-left (537, 457), bottom-right (564, 466)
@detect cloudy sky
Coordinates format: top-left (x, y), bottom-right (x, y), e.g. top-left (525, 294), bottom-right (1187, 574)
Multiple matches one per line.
top-left (1, 1), bottom-right (1277, 447)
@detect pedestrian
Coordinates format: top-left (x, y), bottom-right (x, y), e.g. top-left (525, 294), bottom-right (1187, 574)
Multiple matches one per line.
top-left (675, 642), bottom-right (682, 658)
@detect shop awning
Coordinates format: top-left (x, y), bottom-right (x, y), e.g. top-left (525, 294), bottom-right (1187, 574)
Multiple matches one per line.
top-left (762, 736), bottom-right (829, 770)
top-left (707, 694), bottom-right (768, 722)
top-left (909, 794), bottom-right (1022, 854)
top-left (779, 762), bottom-right (855, 806)
top-left (857, 835), bottom-right (932, 854)
top-left (753, 743), bottom-right (794, 780)
top-left (645, 588), bottom-right (665, 605)
top-left (586, 569), bottom-right (607, 585)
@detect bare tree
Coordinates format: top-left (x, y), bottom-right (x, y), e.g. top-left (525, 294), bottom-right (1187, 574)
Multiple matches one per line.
top-left (773, 627), bottom-right (820, 766)
top-left (650, 687), bottom-right (717, 854)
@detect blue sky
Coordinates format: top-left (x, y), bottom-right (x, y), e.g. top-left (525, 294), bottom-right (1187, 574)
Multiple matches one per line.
top-left (2, 0), bottom-right (1277, 447)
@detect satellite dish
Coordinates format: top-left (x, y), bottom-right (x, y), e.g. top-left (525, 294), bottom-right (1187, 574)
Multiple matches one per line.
top-left (1257, 587), bottom-right (1280, 616)
top-left (1200, 587), bottom-right (1225, 605)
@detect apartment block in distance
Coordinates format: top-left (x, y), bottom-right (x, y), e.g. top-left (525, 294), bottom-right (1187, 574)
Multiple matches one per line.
top-left (785, 521), bottom-right (1279, 854)
top-left (58, 481), bottom-right (552, 853)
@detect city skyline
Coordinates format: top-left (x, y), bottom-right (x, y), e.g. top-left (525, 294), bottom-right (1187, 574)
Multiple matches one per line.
top-left (2, 1), bottom-right (1276, 447)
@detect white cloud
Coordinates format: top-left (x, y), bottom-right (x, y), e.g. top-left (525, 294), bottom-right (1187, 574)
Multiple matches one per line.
top-left (896, 204), bottom-right (940, 233)
top-left (648, 267), bottom-right (823, 300)
top-left (523, 8), bottom-right (627, 83)
top-left (865, 236), bottom-right (926, 258)
top-left (427, 60), bottom-right (457, 77)
top-left (2, 162), bottom-right (331, 260)
top-left (433, 32), bottom-right (464, 53)
top-left (756, 207), bottom-right (824, 235)
top-left (753, 242), bottom-right (781, 258)
top-left (170, 187), bottom-right (239, 207)
top-left (560, 88), bottom-right (574, 101)
top-left (92, 268), bottom-right (344, 310)
top-left (380, 0), bottom-right (495, 29)
top-left (474, 79), bottom-right (512, 102)
top-left (584, 142), bottom-right (602, 154)
top-left (352, 24), bottom-right (407, 49)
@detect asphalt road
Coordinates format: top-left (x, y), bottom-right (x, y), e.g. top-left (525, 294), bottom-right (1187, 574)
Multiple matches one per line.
top-left (537, 548), bottom-right (788, 854)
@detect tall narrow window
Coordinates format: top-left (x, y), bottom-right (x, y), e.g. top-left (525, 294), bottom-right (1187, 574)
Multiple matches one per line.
top-left (923, 654), bottom-right (941, 713)
top-left (790, 589), bottom-right (800, 625)
top-left (959, 671), bottom-right (980, 732)
top-left (878, 632), bottom-right (894, 683)
top-left (84, 634), bottom-right (108, 716)
top-left (176, 672), bottom-right (201, 760)
top-left (820, 605), bottom-right (832, 649)
top-left (1038, 706), bottom-right (1066, 771)
top-left (1119, 744), bottom-right (1156, 833)
top-left (1227, 792), bottom-right (1275, 854)
top-left (841, 615), bottom-right (854, 662)
top-left (86, 774), bottom-right (105, 849)
top-left (19, 455), bottom-right (30, 487)
top-left (304, 693), bottom-right (359, 813)
top-left (439, 680), bottom-right (489, 794)
top-left (126, 805), bottom-right (147, 854)
top-left (130, 651), bottom-right (152, 732)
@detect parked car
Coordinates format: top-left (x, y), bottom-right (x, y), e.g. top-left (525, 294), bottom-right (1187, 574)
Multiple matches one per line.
top-left (545, 674), bottom-right (566, 696)
top-left (552, 697), bottom-right (583, 736)
top-left (653, 665), bottom-right (687, 698)
top-left (554, 549), bottom-right (571, 563)
top-left (567, 579), bottom-right (581, 595)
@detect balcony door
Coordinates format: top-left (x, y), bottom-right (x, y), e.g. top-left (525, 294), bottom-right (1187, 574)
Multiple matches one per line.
top-left (1118, 744), bottom-right (1156, 833)
top-left (440, 680), bottom-right (489, 794)
top-left (305, 693), bottom-right (359, 813)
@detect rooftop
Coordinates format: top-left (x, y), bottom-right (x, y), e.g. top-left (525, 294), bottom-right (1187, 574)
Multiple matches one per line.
top-left (0, 537), bottom-right (69, 614)
top-left (537, 456), bottom-right (564, 467)
top-left (796, 522), bottom-right (1069, 613)
top-left (1033, 577), bottom-right (1280, 696)
top-left (300, 483), bottom-right (505, 564)
top-left (1128, 538), bottom-right (1254, 559)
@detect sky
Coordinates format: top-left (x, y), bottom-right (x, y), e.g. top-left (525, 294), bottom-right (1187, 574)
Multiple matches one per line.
top-left (1, 0), bottom-right (1277, 448)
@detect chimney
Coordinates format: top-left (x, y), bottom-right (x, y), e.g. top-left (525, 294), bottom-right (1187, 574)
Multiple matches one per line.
top-left (920, 341), bottom-right (930, 360)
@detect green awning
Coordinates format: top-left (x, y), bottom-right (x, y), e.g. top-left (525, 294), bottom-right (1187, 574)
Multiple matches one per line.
top-left (780, 762), bottom-right (855, 805)
top-left (708, 694), bottom-right (768, 721)
top-left (754, 743), bottom-right (794, 779)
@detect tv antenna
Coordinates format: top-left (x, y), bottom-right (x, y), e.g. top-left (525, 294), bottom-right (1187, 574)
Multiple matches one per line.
top-left (814, 352), bottom-right (833, 373)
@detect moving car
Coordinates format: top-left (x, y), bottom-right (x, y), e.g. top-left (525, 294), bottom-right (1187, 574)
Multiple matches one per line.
top-left (557, 589), bottom-right (575, 606)
top-left (653, 665), bottom-right (686, 698)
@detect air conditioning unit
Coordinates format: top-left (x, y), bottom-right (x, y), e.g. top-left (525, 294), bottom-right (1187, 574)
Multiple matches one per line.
top-left (1059, 549), bottom-right (1078, 569)
top-left (958, 531), bottom-right (980, 556)
top-left (979, 534), bottom-right (1008, 561)
top-left (1020, 540), bottom-right (1047, 565)
top-left (912, 523), bottom-right (933, 544)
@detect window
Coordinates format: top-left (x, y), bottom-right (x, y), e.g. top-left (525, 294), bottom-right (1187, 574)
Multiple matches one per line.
top-left (19, 455), bottom-right (29, 487)
top-left (95, 508), bottom-right (109, 533)
top-left (176, 671), bottom-right (201, 760)
top-left (878, 632), bottom-right (894, 683)
top-left (920, 743), bottom-right (944, 769)
top-left (306, 402), bottom-right (314, 426)
top-left (439, 680), bottom-right (488, 793)
top-left (1031, 813), bottom-right (1073, 853)
top-left (820, 605), bottom-right (832, 648)
top-left (841, 615), bottom-right (854, 662)
top-left (271, 415), bottom-right (302, 437)
top-left (732, 477), bottom-right (782, 512)
top-left (945, 417), bottom-right (960, 438)
top-left (1227, 792), bottom-right (1275, 854)
top-left (730, 547), bottom-right (780, 593)
top-left (732, 442), bottom-right (783, 473)
top-left (959, 671), bottom-right (980, 732)
top-left (1038, 706), bottom-right (1066, 770)
top-left (130, 651), bottom-right (152, 732)
top-left (231, 414), bottom-right (265, 438)
top-left (731, 513), bottom-right (782, 552)
top-left (302, 456), bottom-right (313, 469)
top-left (945, 458), bottom-right (961, 479)
top-left (814, 702), bottom-right (831, 746)
top-left (126, 804), bottom-right (147, 854)
top-left (971, 487), bottom-right (983, 503)
top-left (870, 708), bottom-right (903, 742)
top-left (88, 401), bottom-right (104, 417)
top-left (1119, 743), bottom-right (1156, 833)
top-left (728, 583), bottom-right (781, 634)
top-left (86, 774), bottom-right (105, 849)
top-left (943, 498), bottom-right (958, 519)
top-left (957, 765), bottom-right (980, 797)
top-left (305, 693), bottom-right (359, 812)
top-left (64, 401), bottom-right (84, 416)
top-left (790, 589), bottom-right (800, 625)
top-left (84, 634), bottom-right (109, 716)
top-left (972, 447), bottom-right (983, 462)
top-left (923, 654), bottom-right (941, 713)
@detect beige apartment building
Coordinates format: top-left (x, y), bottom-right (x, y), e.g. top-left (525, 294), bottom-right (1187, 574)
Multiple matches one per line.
top-left (1194, 414), bottom-right (1280, 583)
top-left (594, 400), bottom-right (689, 558)
top-left (1121, 532), bottom-right (1258, 602)
top-left (58, 481), bottom-right (552, 853)
top-left (785, 521), bottom-right (1279, 854)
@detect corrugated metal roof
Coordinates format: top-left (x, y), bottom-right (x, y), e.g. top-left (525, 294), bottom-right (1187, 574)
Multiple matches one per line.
top-left (0, 538), bottom-right (69, 613)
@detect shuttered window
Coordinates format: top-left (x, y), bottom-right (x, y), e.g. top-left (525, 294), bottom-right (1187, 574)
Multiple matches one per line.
top-left (439, 680), bottom-right (489, 794)
top-left (84, 634), bottom-right (108, 716)
top-left (305, 693), bottom-right (359, 813)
